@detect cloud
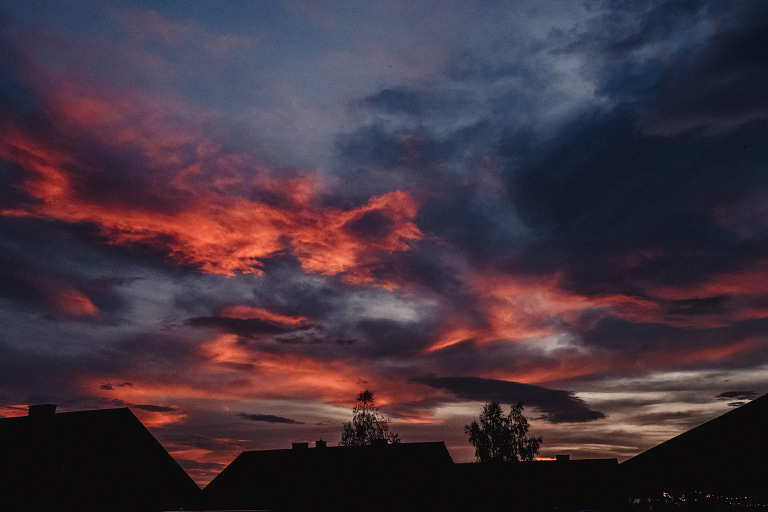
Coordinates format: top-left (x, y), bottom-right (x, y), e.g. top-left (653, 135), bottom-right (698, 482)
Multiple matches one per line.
top-left (716, 390), bottom-right (760, 401)
top-left (237, 413), bottom-right (304, 424)
top-left (186, 316), bottom-right (314, 338)
top-left (0, 85), bottom-right (422, 287)
top-left (628, 410), bottom-right (703, 427)
top-left (638, 5), bottom-right (768, 134)
top-left (363, 87), bottom-right (433, 116)
top-left (416, 375), bottom-right (605, 423)
top-left (133, 404), bottom-right (176, 413)
top-left (0, 242), bottom-right (103, 318)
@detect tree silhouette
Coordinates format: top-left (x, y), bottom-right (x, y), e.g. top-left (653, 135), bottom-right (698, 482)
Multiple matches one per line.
top-left (465, 401), bottom-right (542, 462)
top-left (340, 389), bottom-right (400, 446)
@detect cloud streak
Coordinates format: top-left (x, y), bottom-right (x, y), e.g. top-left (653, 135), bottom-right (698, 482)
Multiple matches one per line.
top-left (416, 376), bottom-right (605, 424)
top-left (238, 413), bottom-right (304, 424)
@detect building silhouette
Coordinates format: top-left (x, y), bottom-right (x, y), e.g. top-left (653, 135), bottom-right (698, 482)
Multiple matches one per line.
top-left (0, 405), bottom-right (200, 512)
top-left (621, 392), bottom-right (768, 501)
top-left (201, 439), bottom-right (620, 512)
top-left (201, 440), bottom-right (455, 511)
top-left (450, 456), bottom-right (620, 511)
top-left (2, 393), bottom-right (766, 511)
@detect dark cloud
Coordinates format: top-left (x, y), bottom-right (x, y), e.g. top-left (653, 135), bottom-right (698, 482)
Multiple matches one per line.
top-left (639, 5), bottom-right (768, 134)
top-left (502, 110), bottom-right (768, 292)
top-left (716, 390), bottom-right (760, 401)
top-left (335, 124), bottom-right (404, 171)
top-left (133, 404), bottom-right (176, 413)
top-left (363, 87), bottom-right (432, 116)
top-left (163, 434), bottom-right (252, 452)
top-left (0, 38), bottom-right (48, 128)
top-left (343, 210), bottom-right (395, 241)
top-left (629, 410), bottom-right (703, 427)
top-left (237, 413), bottom-right (304, 425)
top-left (185, 316), bottom-right (314, 338)
top-left (176, 459), bottom-right (225, 471)
top-left (416, 375), bottom-right (605, 423)
top-left (417, 194), bottom-right (524, 263)
top-left (99, 382), bottom-right (133, 391)
top-left (662, 295), bottom-right (730, 316)
top-left (563, 0), bottom-right (708, 59)
top-left (353, 318), bottom-right (436, 357)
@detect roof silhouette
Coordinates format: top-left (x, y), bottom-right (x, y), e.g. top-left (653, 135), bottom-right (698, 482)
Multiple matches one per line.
top-left (0, 406), bottom-right (200, 512)
top-left (202, 441), bottom-right (622, 512)
top-left (201, 441), bottom-right (454, 511)
top-left (621, 392), bottom-right (768, 496)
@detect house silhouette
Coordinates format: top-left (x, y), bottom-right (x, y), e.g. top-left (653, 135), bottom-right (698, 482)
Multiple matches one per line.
top-left (201, 440), bottom-right (455, 511)
top-left (201, 440), bottom-right (621, 512)
top-left (0, 405), bottom-right (200, 512)
top-left (621, 392), bottom-right (768, 500)
top-left (4, 394), bottom-right (765, 511)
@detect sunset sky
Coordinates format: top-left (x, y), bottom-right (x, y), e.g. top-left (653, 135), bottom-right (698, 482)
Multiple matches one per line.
top-left (2, 1), bottom-right (768, 485)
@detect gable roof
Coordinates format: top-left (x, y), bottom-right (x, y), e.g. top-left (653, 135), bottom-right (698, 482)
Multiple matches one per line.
top-left (0, 406), bottom-right (200, 512)
top-left (621, 393), bottom-right (768, 495)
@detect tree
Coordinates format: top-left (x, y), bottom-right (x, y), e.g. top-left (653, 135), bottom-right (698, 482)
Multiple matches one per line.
top-left (340, 389), bottom-right (401, 446)
top-left (465, 401), bottom-right (542, 462)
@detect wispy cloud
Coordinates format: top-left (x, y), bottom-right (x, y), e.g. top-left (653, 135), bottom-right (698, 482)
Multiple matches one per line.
top-left (238, 413), bottom-right (304, 424)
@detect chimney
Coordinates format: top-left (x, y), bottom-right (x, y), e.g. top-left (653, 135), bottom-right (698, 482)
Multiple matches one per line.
top-left (315, 439), bottom-right (327, 448)
top-left (292, 442), bottom-right (309, 450)
top-left (28, 404), bottom-right (57, 417)
top-left (556, 454), bottom-right (570, 462)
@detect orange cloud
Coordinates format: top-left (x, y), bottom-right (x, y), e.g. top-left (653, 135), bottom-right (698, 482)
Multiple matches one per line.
top-left (651, 261), bottom-right (768, 298)
top-left (440, 264), bottom-right (768, 354)
top-left (0, 405), bottom-right (30, 418)
top-left (133, 408), bottom-right (188, 428)
top-left (85, 329), bottom-right (433, 424)
top-left (491, 337), bottom-right (764, 385)
top-left (167, 445), bottom-right (231, 487)
top-left (219, 306), bottom-right (308, 325)
top-left (50, 286), bottom-right (99, 317)
top-left (1, 99), bottom-right (421, 287)
top-left (424, 268), bottom-right (767, 382)
top-left (425, 272), bottom-right (650, 353)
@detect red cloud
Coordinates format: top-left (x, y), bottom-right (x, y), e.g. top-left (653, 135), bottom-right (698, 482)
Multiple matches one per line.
top-left (0, 81), bottom-right (421, 287)
top-left (219, 306), bottom-right (308, 325)
top-left (489, 337), bottom-right (764, 385)
top-left (425, 272), bottom-right (654, 353)
top-left (50, 285), bottom-right (99, 317)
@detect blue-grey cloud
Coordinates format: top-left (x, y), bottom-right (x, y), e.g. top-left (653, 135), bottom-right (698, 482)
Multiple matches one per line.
top-left (716, 390), bottom-right (759, 401)
top-left (134, 404), bottom-right (176, 413)
top-left (238, 413), bottom-right (304, 425)
top-left (416, 375), bottom-right (605, 423)
top-left (185, 316), bottom-right (315, 338)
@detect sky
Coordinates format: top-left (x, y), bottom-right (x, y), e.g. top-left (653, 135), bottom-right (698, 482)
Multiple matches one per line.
top-left (1, 0), bottom-right (768, 486)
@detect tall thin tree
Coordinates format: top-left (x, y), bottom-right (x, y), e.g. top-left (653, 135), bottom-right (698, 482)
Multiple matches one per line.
top-left (340, 389), bottom-right (400, 446)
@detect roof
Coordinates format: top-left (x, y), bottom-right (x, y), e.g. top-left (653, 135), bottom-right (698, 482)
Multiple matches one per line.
top-left (202, 442), bottom-right (623, 511)
top-left (201, 441), bottom-right (454, 511)
top-left (621, 393), bottom-right (768, 495)
top-left (0, 407), bottom-right (200, 512)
